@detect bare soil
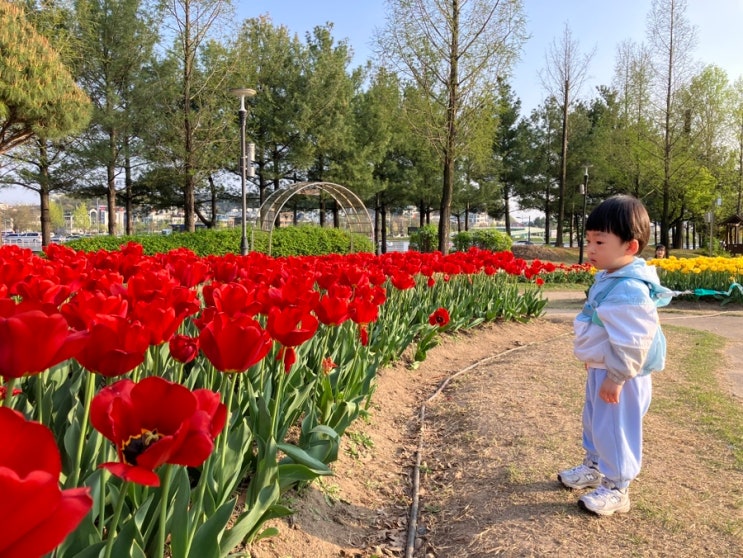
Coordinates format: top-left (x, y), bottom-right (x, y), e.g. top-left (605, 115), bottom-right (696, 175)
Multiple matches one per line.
top-left (246, 299), bottom-right (743, 558)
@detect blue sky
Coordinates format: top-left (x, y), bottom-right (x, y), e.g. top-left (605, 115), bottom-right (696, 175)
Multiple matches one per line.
top-left (241, 0), bottom-right (743, 113)
top-left (4, 0), bottom-right (743, 204)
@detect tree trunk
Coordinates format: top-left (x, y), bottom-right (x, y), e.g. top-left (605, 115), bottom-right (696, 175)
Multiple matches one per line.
top-left (182, 1), bottom-right (196, 233)
top-left (438, 0), bottom-right (459, 256)
top-left (556, 79), bottom-right (569, 247)
top-left (124, 142), bottom-right (133, 235)
top-left (107, 139), bottom-right (117, 236)
top-left (381, 201), bottom-right (388, 253)
top-left (39, 143), bottom-right (51, 247)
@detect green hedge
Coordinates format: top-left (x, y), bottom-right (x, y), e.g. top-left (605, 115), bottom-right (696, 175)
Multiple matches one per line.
top-left (63, 226), bottom-right (374, 256)
top-left (409, 224), bottom-right (438, 252)
top-left (453, 229), bottom-right (512, 252)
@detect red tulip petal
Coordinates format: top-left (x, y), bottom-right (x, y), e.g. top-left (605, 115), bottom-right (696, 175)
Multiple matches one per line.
top-left (0, 408), bottom-right (60, 478)
top-left (100, 462), bottom-right (160, 487)
top-left (130, 376), bottom-right (195, 434)
top-left (90, 379), bottom-right (136, 443)
top-left (0, 486), bottom-right (91, 558)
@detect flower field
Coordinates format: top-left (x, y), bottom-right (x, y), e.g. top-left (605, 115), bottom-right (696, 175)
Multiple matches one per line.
top-left (650, 255), bottom-right (743, 303)
top-left (0, 242), bottom-right (587, 558)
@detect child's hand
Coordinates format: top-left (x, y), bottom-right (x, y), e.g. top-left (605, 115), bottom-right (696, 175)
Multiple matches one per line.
top-left (599, 377), bottom-right (623, 404)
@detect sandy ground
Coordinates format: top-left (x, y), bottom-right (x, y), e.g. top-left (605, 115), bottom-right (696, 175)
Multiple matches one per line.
top-left (245, 291), bottom-right (743, 557)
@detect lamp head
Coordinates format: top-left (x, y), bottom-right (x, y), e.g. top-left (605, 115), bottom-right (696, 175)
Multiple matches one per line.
top-left (230, 88), bottom-right (256, 110)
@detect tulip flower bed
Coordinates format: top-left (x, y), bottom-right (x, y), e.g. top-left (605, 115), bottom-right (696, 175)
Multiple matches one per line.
top-left (0, 242), bottom-right (587, 558)
top-left (650, 255), bottom-right (743, 303)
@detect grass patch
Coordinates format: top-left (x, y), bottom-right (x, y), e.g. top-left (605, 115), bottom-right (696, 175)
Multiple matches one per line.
top-left (656, 326), bottom-right (743, 469)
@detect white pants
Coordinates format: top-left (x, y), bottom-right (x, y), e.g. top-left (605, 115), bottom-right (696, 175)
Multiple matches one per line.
top-left (582, 367), bottom-right (652, 489)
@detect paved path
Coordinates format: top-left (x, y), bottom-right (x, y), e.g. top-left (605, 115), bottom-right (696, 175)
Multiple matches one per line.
top-left (543, 290), bottom-right (743, 401)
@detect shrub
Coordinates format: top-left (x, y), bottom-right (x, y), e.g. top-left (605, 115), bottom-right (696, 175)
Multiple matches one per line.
top-left (63, 226), bottom-right (373, 256)
top-left (409, 224), bottom-right (438, 252)
top-left (453, 229), bottom-right (512, 252)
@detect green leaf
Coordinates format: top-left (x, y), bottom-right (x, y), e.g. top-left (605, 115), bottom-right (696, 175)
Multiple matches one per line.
top-left (251, 527), bottom-right (280, 543)
top-left (277, 463), bottom-right (331, 490)
top-left (111, 515), bottom-right (145, 558)
top-left (219, 484), bottom-right (280, 556)
top-left (169, 467), bottom-right (192, 558)
top-left (187, 499), bottom-right (236, 558)
top-left (276, 443), bottom-right (332, 472)
top-left (69, 542), bottom-right (106, 558)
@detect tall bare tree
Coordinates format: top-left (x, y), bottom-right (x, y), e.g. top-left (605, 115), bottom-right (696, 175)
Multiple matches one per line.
top-left (159, 0), bottom-right (235, 232)
top-left (731, 77), bottom-right (743, 214)
top-left (539, 22), bottom-right (593, 247)
top-left (377, 0), bottom-right (526, 254)
top-left (646, 0), bottom-right (697, 247)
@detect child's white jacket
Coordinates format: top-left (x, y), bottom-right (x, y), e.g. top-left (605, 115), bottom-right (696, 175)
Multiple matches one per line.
top-left (573, 258), bottom-right (670, 385)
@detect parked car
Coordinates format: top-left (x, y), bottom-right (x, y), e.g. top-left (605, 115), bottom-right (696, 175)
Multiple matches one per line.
top-left (20, 232), bottom-right (42, 243)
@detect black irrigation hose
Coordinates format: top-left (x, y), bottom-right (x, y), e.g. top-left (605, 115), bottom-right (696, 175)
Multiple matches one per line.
top-left (404, 333), bottom-right (572, 558)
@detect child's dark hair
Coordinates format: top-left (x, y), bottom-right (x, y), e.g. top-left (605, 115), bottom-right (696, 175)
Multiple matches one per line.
top-left (585, 195), bottom-right (650, 253)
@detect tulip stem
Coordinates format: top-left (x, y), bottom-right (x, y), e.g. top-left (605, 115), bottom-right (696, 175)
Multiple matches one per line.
top-left (156, 465), bottom-right (174, 558)
top-left (219, 374), bottom-right (236, 472)
top-left (2, 377), bottom-right (15, 408)
top-left (70, 373), bottom-right (96, 487)
top-left (98, 470), bottom-right (107, 538)
top-left (103, 480), bottom-right (129, 558)
top-left (35, 370), bottom-right (47, 424)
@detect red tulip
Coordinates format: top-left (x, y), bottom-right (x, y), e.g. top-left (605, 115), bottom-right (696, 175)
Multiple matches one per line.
top-left (314, 284), bottom-right (352, 326)
top-left (266, 306), bottom-right (319, 347)
top-left (90, 376), bottom-right (227, 487)
top-left (0, 407), bottom-right (92, 558)
top-left (0, 304), bottom-right (86, 379)
top-left (169, 334), bottom-right (199, 364)
top-left (390, 272), bottom-right (416, 290)
top-left (75, 315), bottom-right (151, 377)
top-left (314, 293), bottom-right (350, 326)
top-left (349, 297), bottom-right (379, 326)
top-left (428, 308), bottom-right (450, 327)
top-left (14, 276), bottom-right (71, 307)
top-left (199, 312), bottom-right (273, 373)
top-left (60, 290), bottom-right (129, 331)
top-left (204, 282), bottom-right (262, 317)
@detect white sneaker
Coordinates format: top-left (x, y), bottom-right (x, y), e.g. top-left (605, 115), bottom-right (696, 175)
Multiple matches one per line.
top-left (578, 479), bottom-right (631, 516)
top-left (557, 459), bottom-right (602, 489)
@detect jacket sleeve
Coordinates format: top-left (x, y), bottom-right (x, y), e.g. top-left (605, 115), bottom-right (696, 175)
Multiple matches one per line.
top-left (594, 288), bottom-right (659, 384)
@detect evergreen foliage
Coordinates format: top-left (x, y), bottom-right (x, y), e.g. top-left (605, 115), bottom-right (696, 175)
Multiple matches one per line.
top-left (0, 1), bottom-right (91, 153)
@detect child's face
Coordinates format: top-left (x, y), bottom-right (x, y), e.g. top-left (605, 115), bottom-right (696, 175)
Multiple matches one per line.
top-left (585, 230), bottom-right (638, 272)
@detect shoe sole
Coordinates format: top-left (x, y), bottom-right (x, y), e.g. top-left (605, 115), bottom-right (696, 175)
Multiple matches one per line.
top-left (557, 474), bottom-right (601, 490)
top-left (577, 499), bottom-right (631, 516)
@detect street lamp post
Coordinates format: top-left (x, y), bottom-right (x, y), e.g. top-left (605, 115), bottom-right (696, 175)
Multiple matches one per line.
top-left (578, 167), bottom-right (588, 264)
top-left (230, 88), bottom-right (256, 255)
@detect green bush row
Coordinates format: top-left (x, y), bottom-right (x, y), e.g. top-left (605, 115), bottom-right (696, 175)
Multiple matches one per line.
top-left (453, 229), bottom-right (512, 252)
top-left (63, 225), bottom-right (374, 256)
top-left (409, 224), bottom-right (513, 253)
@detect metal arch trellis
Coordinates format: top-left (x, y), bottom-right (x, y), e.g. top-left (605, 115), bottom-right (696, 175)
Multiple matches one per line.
top-left (252, 181), bottom-right (374, 255)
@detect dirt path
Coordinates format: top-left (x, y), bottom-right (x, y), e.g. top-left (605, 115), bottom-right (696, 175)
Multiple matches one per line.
top-left (247, 293), bottom-right (743, 558)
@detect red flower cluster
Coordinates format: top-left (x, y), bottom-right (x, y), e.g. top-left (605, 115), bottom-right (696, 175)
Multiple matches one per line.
top-left (0, 407), bottom-right (92, 558)
top-left (0, 243), bottom-right (580, 381)
top-left (90, 376), bottom-right (227, 486)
